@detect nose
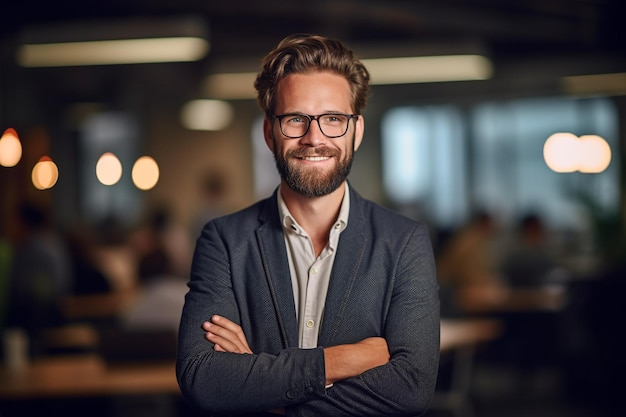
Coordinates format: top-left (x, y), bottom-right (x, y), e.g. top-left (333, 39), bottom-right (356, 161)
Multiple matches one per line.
top-left (299, 118), bottom-right (326, 146)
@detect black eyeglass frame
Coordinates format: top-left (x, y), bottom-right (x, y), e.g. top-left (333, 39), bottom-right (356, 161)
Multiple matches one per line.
top-left (273, 113), bottom-right (358, 139)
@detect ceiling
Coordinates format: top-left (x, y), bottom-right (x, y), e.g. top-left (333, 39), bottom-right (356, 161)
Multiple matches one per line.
top-left (3, 0), bottom-right (623, 54)
top-left (1, 0), bottom-right (625, 111)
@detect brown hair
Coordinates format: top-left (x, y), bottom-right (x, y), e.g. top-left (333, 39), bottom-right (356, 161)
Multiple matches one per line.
top-left (254, 34), bottom-right (370, 116)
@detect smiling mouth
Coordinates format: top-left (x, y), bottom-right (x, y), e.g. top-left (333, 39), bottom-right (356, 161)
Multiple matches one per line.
top-left (299, 156), bottom-right (331, 162)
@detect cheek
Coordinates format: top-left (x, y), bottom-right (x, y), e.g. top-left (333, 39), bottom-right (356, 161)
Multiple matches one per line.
top-left (275, 141), bottom-right (293, 158)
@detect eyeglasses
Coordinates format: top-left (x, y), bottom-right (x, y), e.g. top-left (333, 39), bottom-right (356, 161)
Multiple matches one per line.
top-left (273, 113), bottom-right (357, 139)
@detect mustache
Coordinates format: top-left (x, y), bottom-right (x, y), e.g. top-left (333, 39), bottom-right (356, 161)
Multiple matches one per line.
top-left (287, 147), bottom-right (340, 158)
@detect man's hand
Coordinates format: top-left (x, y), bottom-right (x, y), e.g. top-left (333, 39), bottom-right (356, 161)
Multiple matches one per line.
top-left (323, 337), bottom-right (390, 385)
top-left (202, 315), bottom-right (253, 354)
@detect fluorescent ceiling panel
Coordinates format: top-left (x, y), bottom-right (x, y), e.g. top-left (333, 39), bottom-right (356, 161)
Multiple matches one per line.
top-left (364, 55), bottom-right (493, 84)
top-left (204, 54), bottom-right (493, 100)
top-left (561, 73), bottom-right (626, 97)
top-left (18, 37), bottom-right (209, 67)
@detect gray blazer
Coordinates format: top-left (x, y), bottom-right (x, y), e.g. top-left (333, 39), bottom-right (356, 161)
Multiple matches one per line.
top-left (177, 186), bottom-right (440, 417)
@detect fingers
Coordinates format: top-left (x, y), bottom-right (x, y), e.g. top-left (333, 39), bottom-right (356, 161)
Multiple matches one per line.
top-left (203, 315), bottom-right (253, 354)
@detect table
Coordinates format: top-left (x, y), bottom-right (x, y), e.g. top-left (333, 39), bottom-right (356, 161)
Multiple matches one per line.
top-left (0, 320), bottom-right (499, 414)
top-left (440, 318), bottom-right (502, 351)
top-left (433, 319), bottom-right (503, 417)
top-left (0, 355), bottom-right (179, 399)
top-left (457, 285), bottom-right (567, 315)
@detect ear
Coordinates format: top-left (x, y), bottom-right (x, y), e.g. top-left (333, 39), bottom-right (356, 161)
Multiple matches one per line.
top-left (353, 115), bottom-right (364, 151)
top-left (263, 117), bottom-right (275, 152)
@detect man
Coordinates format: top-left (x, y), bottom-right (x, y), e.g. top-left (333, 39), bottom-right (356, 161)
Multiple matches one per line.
top-left (177, 34), bottom-right (440, 417)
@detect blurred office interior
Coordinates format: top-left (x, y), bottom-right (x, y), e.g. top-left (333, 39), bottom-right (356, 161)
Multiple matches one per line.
top-left (0, 1), bottom-right (625, 416)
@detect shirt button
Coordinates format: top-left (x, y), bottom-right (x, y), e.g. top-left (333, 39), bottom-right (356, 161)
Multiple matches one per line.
top-left (306, 320), bottom-right (314, 328)
top-left (311, 267), bottom-right (318, 274)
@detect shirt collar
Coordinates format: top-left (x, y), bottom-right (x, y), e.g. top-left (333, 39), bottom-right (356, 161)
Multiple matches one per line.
top-left (278, 184), bottom-right (350, 235)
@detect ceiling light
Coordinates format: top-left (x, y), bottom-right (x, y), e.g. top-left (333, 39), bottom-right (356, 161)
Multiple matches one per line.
top-left (561, 72), bottom-right (626, 97)
top-left (18, 38), bottom-right (209, 67)
top-left (180, 99), bottom-right (234, 131)
top-left (17, 16), bottom-right (209, 67)
top-left (363, 55), bottom-right (493, 84)
top-left (203, 54), bottom-right (493, 100)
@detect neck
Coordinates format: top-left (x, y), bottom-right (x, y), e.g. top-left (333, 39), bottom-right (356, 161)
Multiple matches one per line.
top-left (280, 181), bottom-right (346, 254)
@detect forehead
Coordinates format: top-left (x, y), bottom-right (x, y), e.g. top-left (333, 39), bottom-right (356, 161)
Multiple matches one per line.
top-left (274, 71), bottom-right (352, 112)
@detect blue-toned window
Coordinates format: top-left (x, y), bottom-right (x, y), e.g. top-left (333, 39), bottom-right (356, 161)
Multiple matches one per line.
top-left (472, 97), bottom-right (619, 230)
top-left (381, 97), bottom-right (619, 232)
top-left (381, 106), bottom-right (468, 228)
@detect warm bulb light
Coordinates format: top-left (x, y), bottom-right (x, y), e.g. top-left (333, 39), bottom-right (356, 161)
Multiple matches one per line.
top-left (543, 133), bottom-right (579, 173)
top-left (132, 156), bottom-right (159, 190)
top-left (96, 152), bottom-right (123, 185)
top-left (0, 128), bottom-right (22, 167)
top-left (544, 132), bottom-right (611, 173)
top-left (578, 135), bottom-right (611, 173)
top-left (32, 156), bottom-right (59, 190)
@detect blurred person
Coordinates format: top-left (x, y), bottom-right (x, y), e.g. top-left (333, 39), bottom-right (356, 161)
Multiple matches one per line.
top-left (122, 206), bottom-right (190, 331)
top-left (83, 216), bottom-right (138, 294)
top-left (6, 203), bottom-right (72, 345)
top-left (436, 211), bottom-right (508, 316)
top-left (132, 205), bottom-right (193, 280)
top-left (65, 224), bottom-right (113, 295)
top-left (121, 271), bottom-right (188, 332)
top-left (500, 213), bottom-right (564, 288)
top-left (177, 34), bottom-right (440, 417)
top-left (496, 214), bottom-right (568, 375)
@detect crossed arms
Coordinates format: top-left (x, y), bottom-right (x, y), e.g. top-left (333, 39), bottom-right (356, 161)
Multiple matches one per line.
top-left (204, 315), bottom-right (390, 386)
top-left (176, 214), bottom-right (440, 417)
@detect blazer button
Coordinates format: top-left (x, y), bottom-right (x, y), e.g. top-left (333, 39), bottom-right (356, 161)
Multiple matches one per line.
top-left (286, 390), bottom-right (296, 399)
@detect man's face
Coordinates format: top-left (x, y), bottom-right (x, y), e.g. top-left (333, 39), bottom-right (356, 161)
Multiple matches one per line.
top-left (263, 71), bottom-right (364, 198)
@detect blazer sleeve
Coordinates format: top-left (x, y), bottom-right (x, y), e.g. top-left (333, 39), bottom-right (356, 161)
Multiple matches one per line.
top-left (176, 221), bottom-right (327, 415)
top-left (288, 222), bottom-right (441, 417)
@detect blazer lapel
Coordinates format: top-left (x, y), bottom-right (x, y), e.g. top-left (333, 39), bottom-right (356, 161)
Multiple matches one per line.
top-left (256, 192), bottom-right (299, 348)
top-left (318, 188), bottom-right (367, 345)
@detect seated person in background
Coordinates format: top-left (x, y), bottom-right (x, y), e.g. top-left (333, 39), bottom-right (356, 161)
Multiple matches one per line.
top-left (120, 270), bottom-right (187, 332)
top-left (65, 225), bottom-right (113, 295)
top-left (501, 213), bottom-right (564, 288)
top-left (6, 203), bottom-right (72, 351)
top-left (122, 207), bottom-right (189, 331)
top-left (436, 212), bottom-right (509, 316)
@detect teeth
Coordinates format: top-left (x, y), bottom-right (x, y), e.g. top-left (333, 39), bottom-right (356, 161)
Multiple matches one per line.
top-left (302, 156), bottom-right (330, 161)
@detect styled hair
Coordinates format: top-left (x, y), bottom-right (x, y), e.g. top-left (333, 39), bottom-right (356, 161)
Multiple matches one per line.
top-left (254, 34), bottom-right (370, 116)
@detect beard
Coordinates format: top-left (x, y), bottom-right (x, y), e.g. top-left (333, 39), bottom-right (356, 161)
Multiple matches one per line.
top-left (273, 136), bottom-right (355, 198)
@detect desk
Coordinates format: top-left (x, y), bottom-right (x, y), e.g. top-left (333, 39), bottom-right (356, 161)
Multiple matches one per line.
top-left (0, 355), bottom-right (179, 399)
top-left (433, 319), bottom-right (502, 417)
top-left (458, 285), bottom-right (566, 315)
top-left (1, 322), bottom-right (497, 409)
top-left (61, 291), bottom-right (138, 320)
top-left (440, 318), bottom-right (502, 351)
